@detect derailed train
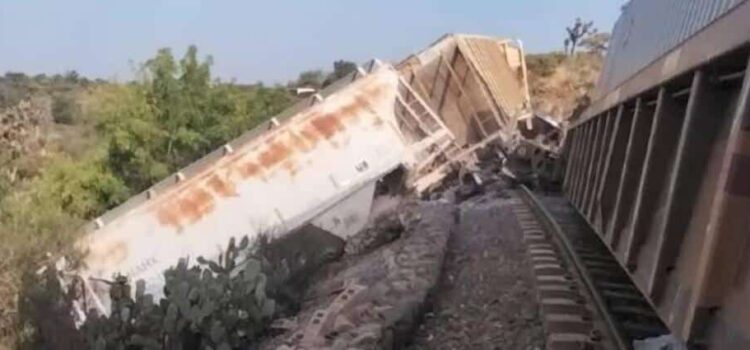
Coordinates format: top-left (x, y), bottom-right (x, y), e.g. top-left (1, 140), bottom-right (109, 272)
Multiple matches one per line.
top-left (562, 0), bottom-right (750, 348)
top-left (68, 34), bottom-right (538, 317)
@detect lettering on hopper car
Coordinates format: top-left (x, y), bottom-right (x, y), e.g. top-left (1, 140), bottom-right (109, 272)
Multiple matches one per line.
top-left (126, 257), bottom-right (159, 277)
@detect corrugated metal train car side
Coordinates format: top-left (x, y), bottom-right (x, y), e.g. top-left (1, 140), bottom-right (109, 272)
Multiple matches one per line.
top-left (563, 0), bottom-right (750, 348)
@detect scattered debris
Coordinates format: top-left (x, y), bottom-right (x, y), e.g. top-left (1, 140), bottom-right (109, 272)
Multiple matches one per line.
top-left (408, 175), bottom-right (544, 349)
top-left (344, 211), bottom-right (405, 256)
top-left (263, 202), bottom-right (456, 350)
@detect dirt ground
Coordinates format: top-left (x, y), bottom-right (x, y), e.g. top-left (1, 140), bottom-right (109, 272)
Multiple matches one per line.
top-left (406, 187), bottom-right (545, 350)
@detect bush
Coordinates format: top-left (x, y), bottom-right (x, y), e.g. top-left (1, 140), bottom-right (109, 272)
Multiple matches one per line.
top-left (24, 236), bottom-right (282, 350)
top-left (95, 47), bottom-right (292, 193)
top-left (1, 45), bottom-right (294, 347)
top-left (0, 154), bottom-right (127, 347)
top-left (52, 93), bottom-right (79, 124)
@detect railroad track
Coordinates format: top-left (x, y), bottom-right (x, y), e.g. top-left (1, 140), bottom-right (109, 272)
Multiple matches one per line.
top-left (512, 186), bottom-right (668, 350)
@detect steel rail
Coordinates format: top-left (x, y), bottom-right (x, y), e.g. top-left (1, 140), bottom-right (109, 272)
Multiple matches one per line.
top-left (518, 185), bottom-right (629, 350)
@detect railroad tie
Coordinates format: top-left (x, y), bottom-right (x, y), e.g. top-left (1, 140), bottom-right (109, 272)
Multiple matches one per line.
top-left (511, 199), bottom-right (601, 350)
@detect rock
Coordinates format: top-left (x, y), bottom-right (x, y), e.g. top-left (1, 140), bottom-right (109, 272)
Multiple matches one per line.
top-left (345, 210), bottom-right (404, 256)
top-left (263, 202), bottom-right (456, 350)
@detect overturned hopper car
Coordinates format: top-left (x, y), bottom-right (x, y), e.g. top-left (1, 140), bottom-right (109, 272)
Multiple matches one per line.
top-left (397, 34), bottom-right (537, 189)
top-left (562, 0), bottom-right (750, 348)
top-left (69, 34), bottom-right (532, 316)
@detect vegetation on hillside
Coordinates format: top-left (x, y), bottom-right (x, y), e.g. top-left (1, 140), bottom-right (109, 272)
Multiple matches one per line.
top-left (0, 46), bottom-right (297, 348)
top-left (22, 237), bottom-right (291, 349)
top-left (292, 59), bottom-right (358, 90)
top-left (525, 19), bottom-right (609, 122)
top-left (526, 52), bottom-right (604, 122)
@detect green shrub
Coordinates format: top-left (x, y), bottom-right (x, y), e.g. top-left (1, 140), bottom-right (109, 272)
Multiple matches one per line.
top-left (23, 237), bottom-right (282, 350)
top-left (1, 45), bottom-right (294, 347)
top-left (51, 93), bottom-right (79, 124)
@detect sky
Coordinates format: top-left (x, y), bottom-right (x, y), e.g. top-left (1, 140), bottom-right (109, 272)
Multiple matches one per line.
top-left (0, 0), bottom-right (625, 84)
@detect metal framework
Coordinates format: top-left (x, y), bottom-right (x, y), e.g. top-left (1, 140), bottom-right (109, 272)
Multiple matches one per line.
top-left (563, 17), bottom-right (750, 348)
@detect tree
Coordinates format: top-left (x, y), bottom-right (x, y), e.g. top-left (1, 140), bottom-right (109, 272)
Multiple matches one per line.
top-left (0, 46), bottom-right (294, 348)
top-left (51, 74), bottom-right (64, 85)
top-left (33, 74), bottom-right (48, 82)
top-left (580, 31), bottom-right (611, 55)
top-left (51, 93), bottom-right (78, 124)
top-left (323, 60), bottom-right (357, 87)
top-left (564, 18), bottom-right (594, 55)
top-left (294, 70), bottom-right (325, 89)
top-left (35, 155), bottom-right (130, 218)
top-left (332, 60), bottom-right (357, 79)
top-left (3, 72), bottom-right (29, 84)
top-left (100, 45), bottom-right (292, 192)
top-left (64, 70), bottom-right (80, 84)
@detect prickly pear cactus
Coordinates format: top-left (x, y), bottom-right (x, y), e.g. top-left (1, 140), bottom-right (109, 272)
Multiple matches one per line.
top-left (80, 236), bottom-right (278, 349)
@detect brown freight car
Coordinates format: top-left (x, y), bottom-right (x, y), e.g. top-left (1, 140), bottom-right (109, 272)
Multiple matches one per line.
top-left (563, 0), bottom-right (750, 348)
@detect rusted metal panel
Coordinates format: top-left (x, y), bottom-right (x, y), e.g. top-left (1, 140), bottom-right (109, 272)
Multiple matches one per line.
top-left (645, 70), bottom-right (724, 300)
top-left (581, 116), bottom-right (604, 212)
top-left (564, 40), bottom-right (750, 347)
top-left (398, 34), bottom-right (532, 147)
top-left (571, 125), bottom-right (589, 200)
top-left (562, 128), bottom-right (581, 194)
top-left (622, 84), bottom-right (687, 268)
top-left (685, 56), bottom-right (750, 347)
top-left (595, 103), bottom-right (634, 233)
top-left (579, 121), bottom-right (598, 206)
top-left (456, 36), bottom-right (531, 122)
top-left (586, 111), bottom-right (616, 221)
top-left (568, 123), bottom-right (586, 204)
top-left (572, 121), bottom-right (594, 207)
top-left (607, 99), bottom-right (655, 250)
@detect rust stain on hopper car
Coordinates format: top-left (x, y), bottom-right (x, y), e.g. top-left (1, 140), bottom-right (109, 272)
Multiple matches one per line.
top-left (353, 92), bottom-right (378, 116)
top-left (300, 127), bottom-right (320, 145)
top-left (259, 142), bottom-right (292, 168)
top-left (288, 130), bottom-right (313, 153)
top-left (207, 174), bottom-right (237, 197)
top-left (310, 113), bottom-right (344, 139)
top-left (152, 75), bottom-right (389, 230)
top-left (157, 187), bottom-right (215, 228)
top-left (241, 162), bottom-right (262, 178)
top-left (180, 188), bottom-right (215, 224)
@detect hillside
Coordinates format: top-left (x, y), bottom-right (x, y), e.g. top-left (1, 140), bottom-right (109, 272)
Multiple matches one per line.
top-left (525, 52), bottom-right (604, 122)
top-left (0, 49), bottom-right (297, 347)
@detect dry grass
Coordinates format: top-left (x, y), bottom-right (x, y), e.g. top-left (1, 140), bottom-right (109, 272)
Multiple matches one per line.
top-left (0, 250), bottom-right (22, 349)
top-left (526, 52), bottom-right (604, 121)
